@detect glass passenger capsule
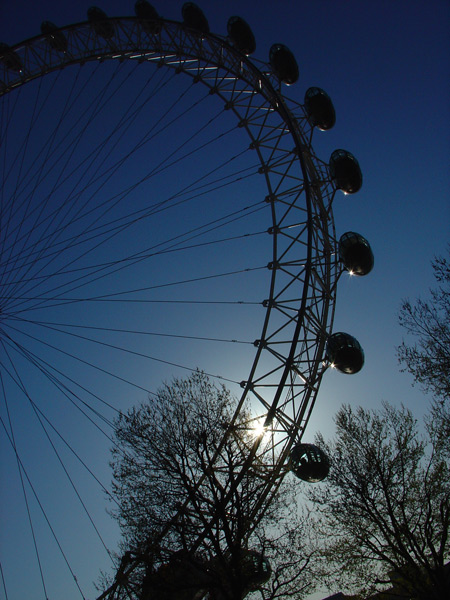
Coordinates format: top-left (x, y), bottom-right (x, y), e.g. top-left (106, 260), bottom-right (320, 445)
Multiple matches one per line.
top-left (149, 553), bottom-right (211, 599)
top-left (326, 332), bottom-right (364, 374)
top-left (329, 149), bottom-right (362, 194)
top-left (0, 43), bottom-right (22, 72)
top-left (182, 2), bottom-right (209, 34)
top-left (339, 231), bottom-right (374, 276)
top-left (87, 6), bottom-right (115, 39)
top-left (135, 0), bottom-right (161, 34)
top-left (227, 16), bottom-right (256, 55)
top-left (289, 443), bottom-right (330, 482)
top-left (304, 87), bottom-right (336, 130)
top-left (241, 550), bottom-right (272, 590)
top-left (41, 21), bottom-right (68, 52)
top-left (269, 43), bottom-right (299, 84)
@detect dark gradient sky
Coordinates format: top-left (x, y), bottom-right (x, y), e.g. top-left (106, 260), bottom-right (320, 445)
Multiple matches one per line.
top-left (0, 1), bottom-right (449, 599)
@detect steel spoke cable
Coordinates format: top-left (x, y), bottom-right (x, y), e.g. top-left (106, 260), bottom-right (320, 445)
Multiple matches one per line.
top-left (30, 399), bottom-right (121, 510)
top-left (0, 92), bottom-right (12, 270)
top-left (0, 67), bottom-right (109, 298)
top-left (1, 66), bottom-right (197, 281)
top-left (0, 336), bottom-right (132, 493)
top-left (0, 80), bottom-right (17, 149)
top-left (0, 347), bottom-right (116, 447)
top-left (0, 327), bottom-right (134, 423)
top-left (1, 320), bottom-right (186, 407)
top-left (0, 367), bottom-right (49, 600)
top-left (0, 412), bottom-right (86, 600)
top-left (1, 61), bottom-right (148, 299)
top-left (0, 62), bottom-right (94, 213)
top-left (0, 64), bottom-right (95, 292)
top-left (0, 156), bottom-right (259, 289)
top-left (1, 352), bottom-right (112, 560)
top-left (22, 60), bottom-right (157, 199)
top-left (1, 84), bottom-right (256, 308)
top-left (11, 68), bottom-right (178, 264)
top-left (5, 152), bottom-right (262, 315)
top-left (0, 63), bottom-right (144, 299)
top-left (6, 313), bottom-right (254, 346)
top-left (23, 94), bottom-right (229, 274)
top-left (3, 59), bottom-right (133, 231)
top-left (0, 339), bottom-right (115, 560)
top-left (2, 203), bottom-right (266, 304)
top-left (0, 360), bottom-right (120, 489)
top-left (1, 332), bottom-right (156, 492)
top-left (1, 350), bottom-right (143, 538)
top-left (0, 87), bottom-right (24, 262)
top-left (0, 63), bottom-right (111, 255)
top-left (7, 264), bottom-right (267, 317)
top-left (2, 318), bottom-right (241, 386)
top-left (0, 561), bottom-right (8, 600)
top-left (0, 64), bottom-right (100, 282)
top-left (4, 144), bottom-right (259, 269)
top-left (10, 204), bottom-right (265, 291)
top-left (4, 226), bottom-right (265, 299)
top-left (5, 92), bottom-right (229, 306)
top-left (118, 194), bottom-right (267, 258)
top-left (2, 200), bottom-right (261, 314)
top-left (5, 65), bottom-right (177, 287)
top-left (2, 298), bottom-right (260, 312)
top-left (0, 160), bottom-right (260, 281)
top-left (0, 75), bottom-right (46, 264)
top-left (1, 70), bottom-right (68, 273)
top-left (2, 320), bottom-right (247, 485)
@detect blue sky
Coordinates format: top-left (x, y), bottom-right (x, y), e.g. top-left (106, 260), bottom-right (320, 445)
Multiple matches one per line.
top-left (0, 1), bottom-right (449, 599)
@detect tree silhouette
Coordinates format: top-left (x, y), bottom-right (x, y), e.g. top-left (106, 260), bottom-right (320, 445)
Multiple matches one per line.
top-left (100, 372), bottom-right (317, 600)
top-left (398, 249), bottom-right (450, 401)
top-left (308, 402), bottom-right (450, 599)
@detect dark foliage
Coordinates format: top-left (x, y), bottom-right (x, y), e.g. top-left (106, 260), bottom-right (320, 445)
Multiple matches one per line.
top-left (101, 372), bottom-right (317, 600)
top-left (308, 403), bottom-right (450, 599)
top-left (398, 250), bottom-right (450, 401)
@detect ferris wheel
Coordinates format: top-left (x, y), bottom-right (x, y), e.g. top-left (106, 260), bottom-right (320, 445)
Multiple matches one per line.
top-left (0, 2), bottom-right (374, 598)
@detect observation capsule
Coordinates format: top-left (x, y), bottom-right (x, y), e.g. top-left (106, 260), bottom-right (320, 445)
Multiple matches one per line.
top-left (326, 332), bottom-right (364, 374)
top-left (0, 42), bottom-right (22, 71)
top-left (269, 43), bottom-right (299, 85)
top-left (87, 6), bottom-right (115, 39)
top-left (135, 0), bottom-right (161, 34)
top-left (41, 21), bottom-right (68, 52)
top-left (150, 553), bottom-right (212, 597)
top-left (227, 16), bottom-right (256, 55)
top-left (329, 149), bottom-right (362, 194)
top-left (339, 231), bottom-right (374, 276)
top-left (289, 443), bottom-right (330, 483)
top-left (304, 87), bottom-right (336, 131)
top-left (182, 3), bottom-right (209, 34)
top-left (241, 550), bottom-right (272, 591)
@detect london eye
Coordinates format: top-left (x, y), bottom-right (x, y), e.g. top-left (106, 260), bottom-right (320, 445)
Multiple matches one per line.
top-left (0, 3), bottom-right (373, 598)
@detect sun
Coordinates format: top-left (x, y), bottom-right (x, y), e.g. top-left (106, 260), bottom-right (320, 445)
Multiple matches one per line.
top-left (251, 416), bottom-right (268, 439)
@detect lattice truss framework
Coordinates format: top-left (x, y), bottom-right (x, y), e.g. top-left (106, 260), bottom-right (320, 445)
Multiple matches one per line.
top-left (1, 15), bottom-right (341, 593)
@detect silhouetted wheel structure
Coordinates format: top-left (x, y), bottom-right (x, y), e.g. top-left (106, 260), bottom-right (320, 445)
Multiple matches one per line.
top-left (0, 3), bottom-right (373, 598)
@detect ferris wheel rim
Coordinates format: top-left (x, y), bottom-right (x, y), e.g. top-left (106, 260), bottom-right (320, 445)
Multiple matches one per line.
top-left (0, 12), bottom-right (339, 597)
top-left (1, 14), bottom-right (337, 450)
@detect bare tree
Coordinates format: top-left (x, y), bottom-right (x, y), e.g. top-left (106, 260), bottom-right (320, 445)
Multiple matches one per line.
top-left (307, 402), bottom-right (450, 600)
top-left (101, 372), bottom-right (317, 600)
top-left (398, 248), bottom-right (450, 462)
top-left (398, 249), bottom-right (450, 402)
